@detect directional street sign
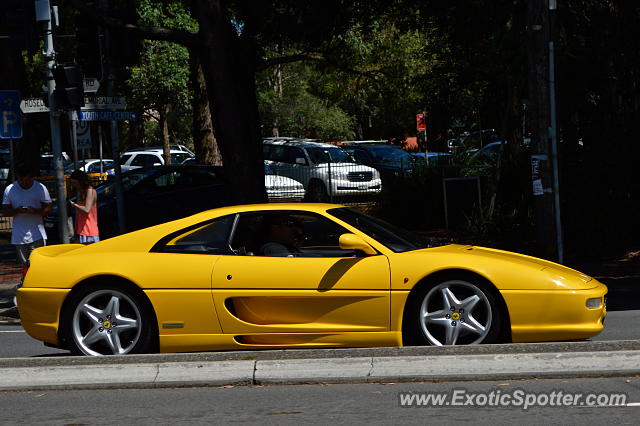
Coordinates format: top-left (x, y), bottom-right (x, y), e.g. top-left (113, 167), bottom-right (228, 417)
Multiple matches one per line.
top-left (20, 95), bottom-right (127, 114)
top-left (0, 90), bottom-right (23, 139)
top-left (83, 78), bottom-right (100, 93)
top-left (83, 95), bottom-right (126, 110)
top-left (20, 97), bottom-right (49, 113)
top-left (79, 111), bottom-right (137, 121)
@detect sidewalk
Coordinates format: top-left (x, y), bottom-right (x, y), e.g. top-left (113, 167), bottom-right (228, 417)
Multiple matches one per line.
top-left (0, 244), bottom-right (21, 322)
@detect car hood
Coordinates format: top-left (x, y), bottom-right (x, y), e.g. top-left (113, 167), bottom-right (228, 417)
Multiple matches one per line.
top-left (393, 244), bottom-right (595, 291)
top-left (316, 163), bottom-right (377, 172)
top-left (265, 174), bottom-right (303, 189)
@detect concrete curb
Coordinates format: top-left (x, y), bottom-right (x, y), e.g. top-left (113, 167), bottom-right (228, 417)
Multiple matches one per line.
top-left (2, 341), bottom-right (640, 390)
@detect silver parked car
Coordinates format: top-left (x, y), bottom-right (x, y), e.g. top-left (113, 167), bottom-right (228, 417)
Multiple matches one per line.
top-left (263, 138), bottom-right (382, 202)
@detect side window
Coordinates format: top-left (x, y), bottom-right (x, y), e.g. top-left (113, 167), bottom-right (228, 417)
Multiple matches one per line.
top-left (230, 210), bottom-right (356, 258)
top-left (353, 150), bottom-right (370, 164)
top-left (268, 146), bottom-right (288, 163)
top-left (132, 154), bottom-right (160, 167)
top-left (153, 171), bottom-right (181, 188)
top-left (181, 169), bottom-right (221, 186)
top-left (287, 147), bottom-right (306, 164)
top-left (263, 144), bottom-right (274, 160)
top-left (154, 215), bottom-right (235, 254)
top-left (119, 154), bottom-right (132, 165)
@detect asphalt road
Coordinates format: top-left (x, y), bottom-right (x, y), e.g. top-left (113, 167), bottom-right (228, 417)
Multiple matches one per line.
top-left (1, 310), bottom-right (639, 358)
top-left (0, 377), bottom-right (638, 424)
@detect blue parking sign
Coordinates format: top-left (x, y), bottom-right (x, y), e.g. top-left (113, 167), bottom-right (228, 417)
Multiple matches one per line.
top-left (0, 90), bottom-right (23, 139)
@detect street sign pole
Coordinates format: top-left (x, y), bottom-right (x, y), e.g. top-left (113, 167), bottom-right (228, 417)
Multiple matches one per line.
top-left (69, 110), bottom-right (78, 169)
top-left (38, 0), bottom-right (70, 244)
top-left (9, 138), bottom-right (15, 182)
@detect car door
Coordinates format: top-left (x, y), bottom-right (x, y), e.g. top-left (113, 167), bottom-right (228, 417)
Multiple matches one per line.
top-left (211, 210), bottom-right (391, 337)
top-left (147, 214), bottom-right (237, 341)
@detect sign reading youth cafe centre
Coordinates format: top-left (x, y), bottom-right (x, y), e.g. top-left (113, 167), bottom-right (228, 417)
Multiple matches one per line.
top-left (79, 111), bottom-right (137, 121)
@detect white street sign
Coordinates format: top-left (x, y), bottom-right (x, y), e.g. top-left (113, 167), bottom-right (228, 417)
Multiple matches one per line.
top-left (20, 98), bottom-right (49, 113)
top-left (83, 78), bottom-right (100, 93)
top-left (20, 95), bottom-right (127, 113)
top-left (83, 95), bottom-right (127, 110)
top-left (76, 120), bottom-right (91, 149)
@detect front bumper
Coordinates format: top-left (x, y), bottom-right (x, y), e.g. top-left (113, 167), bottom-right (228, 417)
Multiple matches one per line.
top-left (502, 281), bottom-right (608, 342)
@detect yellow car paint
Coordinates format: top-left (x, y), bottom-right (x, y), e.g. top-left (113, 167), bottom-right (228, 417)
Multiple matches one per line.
top-left (18, 203), bottom-right (607, 355)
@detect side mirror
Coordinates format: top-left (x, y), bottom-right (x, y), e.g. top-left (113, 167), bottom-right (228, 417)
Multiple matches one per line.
top-left (295, 157), bottom-right (306, 165)
top-left (339, 233), bottom-right (377, 255)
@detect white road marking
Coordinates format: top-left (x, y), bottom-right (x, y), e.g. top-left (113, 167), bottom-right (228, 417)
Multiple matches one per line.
top-left (0, 330), bottom-right (24, 333)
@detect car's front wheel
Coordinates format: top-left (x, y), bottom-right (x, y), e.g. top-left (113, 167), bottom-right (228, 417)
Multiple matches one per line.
top-left (63, 285), bottom-right (154, 356)
top-left (404, 278), bottom-right (502, 346)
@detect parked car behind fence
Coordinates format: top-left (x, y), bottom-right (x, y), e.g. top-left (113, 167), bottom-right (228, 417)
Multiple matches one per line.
top-left (263, 138), bottom-right (382, 202)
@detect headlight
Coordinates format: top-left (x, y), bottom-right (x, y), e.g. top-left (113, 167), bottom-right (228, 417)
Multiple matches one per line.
top-left (586, 298), bottom-right (602, 309)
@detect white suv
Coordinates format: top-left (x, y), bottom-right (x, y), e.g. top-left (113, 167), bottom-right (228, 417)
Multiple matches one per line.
top-left (263, 138), bottom-right (382, 202)
top-left (119, 148), bottom-right (194, 172)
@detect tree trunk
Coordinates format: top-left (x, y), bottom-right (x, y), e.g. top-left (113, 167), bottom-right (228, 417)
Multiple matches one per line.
top-left (189, 49), bottom-right (222, 165)
top-left (194, 0), bottom-right (266, 204)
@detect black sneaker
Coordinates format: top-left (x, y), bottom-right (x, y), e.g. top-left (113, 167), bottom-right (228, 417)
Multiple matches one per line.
top-left (0, 306), bottom-right (19, 319)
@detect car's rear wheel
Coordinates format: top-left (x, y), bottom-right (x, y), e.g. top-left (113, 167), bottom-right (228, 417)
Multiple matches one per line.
top-left (305, 180), bottom-right (328, 202)
top-left (404, 279), bottom-right (502, 346)
top-left (64, 285), bottom-right (154, 356)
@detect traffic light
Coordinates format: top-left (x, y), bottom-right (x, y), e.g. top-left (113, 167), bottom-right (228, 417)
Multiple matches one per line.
top-left (53, 64), bottom-right (85, 109)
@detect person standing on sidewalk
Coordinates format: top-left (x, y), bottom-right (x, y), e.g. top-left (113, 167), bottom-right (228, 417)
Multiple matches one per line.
top-left (1, 164), bottom-right (52, 266)
top-left (68, 169), bottom-right (99, 244)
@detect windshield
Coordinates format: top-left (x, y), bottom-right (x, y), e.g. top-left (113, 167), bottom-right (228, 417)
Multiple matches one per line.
top-left (369, 147), bottom-right (412, 164)
top-left (171, 153), bottom-right (192, 164)
top-left (306, 147), bottom-right (353, 164)
top-left (328, 207), bottom-right (445, 253)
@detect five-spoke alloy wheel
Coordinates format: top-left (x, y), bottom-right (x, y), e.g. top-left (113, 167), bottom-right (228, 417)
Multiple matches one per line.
top-left (405, 278), bottom-right (502, 346)
top-left (65, 286), bottom-right (153, 356)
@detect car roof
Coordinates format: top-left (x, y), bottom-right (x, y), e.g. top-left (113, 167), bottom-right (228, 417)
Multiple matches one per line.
top-left (263, 138), bottom-right (335, 148)
top-left (346, 144), bottom-right (404, 151)
top-left (340, 140), bottom-right (389, 146)
top-left (123, 149), bottom-right (189, 154)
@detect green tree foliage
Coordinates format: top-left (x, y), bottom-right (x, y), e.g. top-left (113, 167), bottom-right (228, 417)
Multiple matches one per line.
top-left (125, 0), bottom-right (196, 149)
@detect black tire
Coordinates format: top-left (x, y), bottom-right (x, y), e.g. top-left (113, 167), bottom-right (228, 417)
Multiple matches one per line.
top-left (305, 180), bottom-right (329, 202)
top-left (62, 284), bottom-right (155, 356)
top-left (403, 278), bottom-right (503, 346)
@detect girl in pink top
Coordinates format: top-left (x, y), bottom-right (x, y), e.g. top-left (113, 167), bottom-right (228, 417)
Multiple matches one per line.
top-left (69, 169), bottom-right (99, 244)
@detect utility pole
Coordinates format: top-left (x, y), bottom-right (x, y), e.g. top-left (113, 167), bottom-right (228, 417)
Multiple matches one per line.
top-left (527, 0), bottom-right (557, 261)
top-left (527, 0), bottom-right (563, 263)
top-left (36, 0), bottom-right (70, 243)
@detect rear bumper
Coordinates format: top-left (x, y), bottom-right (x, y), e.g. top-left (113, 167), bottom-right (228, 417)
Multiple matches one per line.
top-left (17, 287), bottom-right (69, 346)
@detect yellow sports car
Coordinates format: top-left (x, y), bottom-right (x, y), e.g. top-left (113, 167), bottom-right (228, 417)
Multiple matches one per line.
top-left (18, 203), bottom-right (607, 356)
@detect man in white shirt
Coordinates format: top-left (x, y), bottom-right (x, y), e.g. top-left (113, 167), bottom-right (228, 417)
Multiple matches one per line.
top-left (2, 165), bottom-right (53, 266)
